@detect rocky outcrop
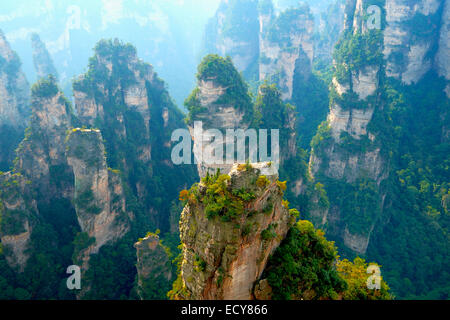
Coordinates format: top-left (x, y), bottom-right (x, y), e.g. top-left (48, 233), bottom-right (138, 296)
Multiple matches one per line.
top-left (0, 29), bottom-right (29, 170)
top-left (195, 79), bottom-right (246, 128)
top-left (310, 145), bottom-right (385, 184)
top-left (327, 102), bottom-right (376, 141)
top-left (66, 128), bottom-right (131, 267)
top-left (31, 33), bottom-right (58, 80)
top-left (134, 234), bottom-right (172, 300)
top-left (176, 162), bottom-right (294, 300)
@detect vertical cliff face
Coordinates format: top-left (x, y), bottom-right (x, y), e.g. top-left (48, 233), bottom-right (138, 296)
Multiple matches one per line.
top-left (66, 128), bottom-right (131, 268)
top-left (436, 0), bottom-right (450, 97)
top-left (0, 172), bottom-right (37, 272)
top-left (204, 0), bottom-right (260, 78)
top-left (174, 162), bottom-right (294, 300)
top-left (0, 30), bottom-right (29, 170)
top-left (315, 0), bottom-right (346, 63)
top-left (73, 40), bottom-right (154, 141)
top-left (313, 0), bottom-right (384, 163)
top-left (259, 5), bottom-right (315, 100)
top-left (31, 33), bottom-right (58, 80)
top-left (134, 233), bottom-right (172, 300)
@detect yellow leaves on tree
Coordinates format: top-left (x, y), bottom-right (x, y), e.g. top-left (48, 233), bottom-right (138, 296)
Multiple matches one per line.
top-left (179, 189), bottom-right (189, 202)
top-left (256, 175), bottom-right (270, 188)
top-left (276, 180), bottom-right (287, 192)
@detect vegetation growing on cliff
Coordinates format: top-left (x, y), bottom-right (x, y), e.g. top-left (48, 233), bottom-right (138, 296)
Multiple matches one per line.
top-left (307, 41), bottom-right (449, 300)
top-left (31, 74), bottom-right (59, 99)
top-left (264, 220), bottom-right (392, 300)
top-left (333, 30), bottom-right (383, 84)
top-left (265, 5), bottom-right (312, 45)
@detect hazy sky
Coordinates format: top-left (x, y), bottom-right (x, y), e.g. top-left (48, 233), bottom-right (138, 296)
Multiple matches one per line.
top-left (0, 0), bottom-right (222, 106)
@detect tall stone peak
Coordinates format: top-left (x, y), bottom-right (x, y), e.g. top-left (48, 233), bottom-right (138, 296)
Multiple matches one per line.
top-left (15, 76), bottom-right (72, 187)
top-left (73, 39), bottom-right (157, 126)
top-left (307, 0), bottom-right (450, 257)
top-left (0, 30), bottom-right (16, 62)
top-left (308, 0), bottom-right (387, 255)
top-left (31, 33), bottom-right (58, 80)
top-left (2, 73), bottom-right (132, 277)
